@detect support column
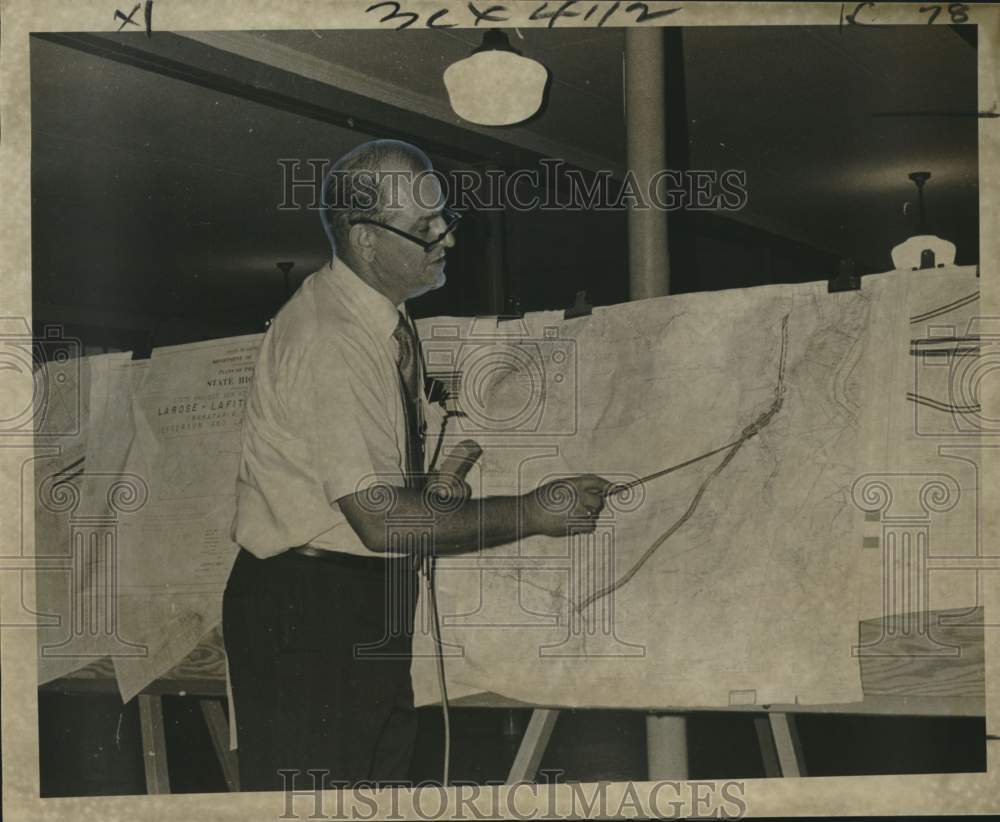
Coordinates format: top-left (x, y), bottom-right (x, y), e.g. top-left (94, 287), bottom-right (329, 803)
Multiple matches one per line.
top-left (625, 27), bottom-right (670, 300)
top-left (627, 25), bottom-right (685, 779)
top-left (646, 714), bottom-right (688, 779)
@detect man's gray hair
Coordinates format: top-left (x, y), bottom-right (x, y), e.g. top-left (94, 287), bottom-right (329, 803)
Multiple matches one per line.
top-left (320, 139), bottom-right (433, 254)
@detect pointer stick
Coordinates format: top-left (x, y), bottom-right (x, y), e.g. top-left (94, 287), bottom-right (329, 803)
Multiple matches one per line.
top-left (604, 436), bottom-right (748, 497)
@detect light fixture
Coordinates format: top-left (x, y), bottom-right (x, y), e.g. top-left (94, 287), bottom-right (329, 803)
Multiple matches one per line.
top-left (444, 30), bottom-right (548, 127)
top-left (890, 171), bottom-right (956, 270)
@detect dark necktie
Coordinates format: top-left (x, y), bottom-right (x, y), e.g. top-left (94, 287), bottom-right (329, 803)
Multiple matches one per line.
top-left (393, 311), bottom-right (426, 488)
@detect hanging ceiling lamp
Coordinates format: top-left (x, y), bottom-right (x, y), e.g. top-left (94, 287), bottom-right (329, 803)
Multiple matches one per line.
top-left (444, 30), bottom-right (549, 126)
top-left (890, 171), bottom-right (956, 270)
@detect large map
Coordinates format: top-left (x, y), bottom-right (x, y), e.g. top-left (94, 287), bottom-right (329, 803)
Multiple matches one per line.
top-left (31, 267), bottom-right (979, 709)
top-left (411, 275), bottom-right (875, 708)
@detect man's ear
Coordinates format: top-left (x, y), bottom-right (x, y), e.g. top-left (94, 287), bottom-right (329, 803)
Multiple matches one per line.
top-left (350, 224), bottom-right (376, 262)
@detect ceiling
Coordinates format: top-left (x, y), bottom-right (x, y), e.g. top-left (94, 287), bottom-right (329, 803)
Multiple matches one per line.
top-left (235, 27), bottom-right (628, 166)
top-left (30, 24), bottom-right (978, 337)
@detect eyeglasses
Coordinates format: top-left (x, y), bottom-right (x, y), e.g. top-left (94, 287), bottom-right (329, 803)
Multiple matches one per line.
top-left (348, 208), bottom-right (462, 253)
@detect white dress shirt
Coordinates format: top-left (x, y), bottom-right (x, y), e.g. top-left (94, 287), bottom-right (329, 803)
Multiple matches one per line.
top-left (232, 257), bottom-right (439, 558)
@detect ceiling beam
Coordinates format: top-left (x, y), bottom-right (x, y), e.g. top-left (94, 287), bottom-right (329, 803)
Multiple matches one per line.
top-left (180, 31), bottom-right (623, 176)
top-left (32, 32), bottom-right (614, 179)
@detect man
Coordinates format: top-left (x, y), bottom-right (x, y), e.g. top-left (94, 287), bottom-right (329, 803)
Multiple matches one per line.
top-left (224, 140), bottom-right (609, 791)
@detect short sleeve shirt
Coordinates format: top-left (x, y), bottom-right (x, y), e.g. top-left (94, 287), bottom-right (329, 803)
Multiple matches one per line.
top-left (231, 258), bottom-right (437, 558)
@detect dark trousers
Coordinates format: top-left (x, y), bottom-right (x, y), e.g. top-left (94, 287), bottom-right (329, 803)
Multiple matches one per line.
top-left (222, 547), bottom-right (419, 791)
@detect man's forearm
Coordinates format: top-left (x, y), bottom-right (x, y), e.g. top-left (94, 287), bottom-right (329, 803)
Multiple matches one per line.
top-left (340, 475), bottom-right (605, 554)
top-left (382, 488), bottom-right (532, 555)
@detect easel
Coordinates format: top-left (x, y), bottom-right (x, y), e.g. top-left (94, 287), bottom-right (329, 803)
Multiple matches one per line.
top-left (80, 689), bottom-right (818, 789)
top-left (46, 606), bottom-right (984, 792)
top-left (134, 693), bottom-right (240, 792)
top-left (503, 709), bottom-right (804, 781)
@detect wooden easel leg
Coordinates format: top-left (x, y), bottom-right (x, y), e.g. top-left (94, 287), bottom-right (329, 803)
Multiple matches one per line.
top-left (753, 715), bottom-right (782, 778)
top-left (137, 694), bottom-right (171, 794)
top-left (506, 709), bottom-right (560, 784)
top-left (768, 712), bottom-right (807, 777)
top-left (200, 698), bottom-right (241, 792)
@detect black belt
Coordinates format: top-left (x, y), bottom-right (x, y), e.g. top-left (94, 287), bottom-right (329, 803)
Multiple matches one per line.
top-left (289, 545), bottom-right (412, 573)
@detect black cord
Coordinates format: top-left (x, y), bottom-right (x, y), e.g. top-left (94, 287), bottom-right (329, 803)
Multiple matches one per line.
top-left (423, 409), bottom-right (452, 786)
top-left (427, 414), bottom-right (448, 474)
top-left (423, 554), bottom-right (451, 786)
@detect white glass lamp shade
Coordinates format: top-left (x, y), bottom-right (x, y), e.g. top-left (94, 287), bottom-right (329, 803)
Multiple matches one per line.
top-left (444, 50), bottom-right (548, 126)
top-left (891, 234), bottom-right (957, 270)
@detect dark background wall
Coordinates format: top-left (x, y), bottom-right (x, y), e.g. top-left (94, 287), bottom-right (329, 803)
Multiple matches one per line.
top-left (30, 25), bottom-right (979, 350)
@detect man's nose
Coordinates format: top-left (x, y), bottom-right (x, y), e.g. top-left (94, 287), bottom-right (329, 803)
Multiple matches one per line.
top-left (430, 216), bottom-right (456, 251)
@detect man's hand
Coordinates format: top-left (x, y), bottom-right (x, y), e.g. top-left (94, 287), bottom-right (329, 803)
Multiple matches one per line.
top-left (523, 474), bottom-right (612, 537)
